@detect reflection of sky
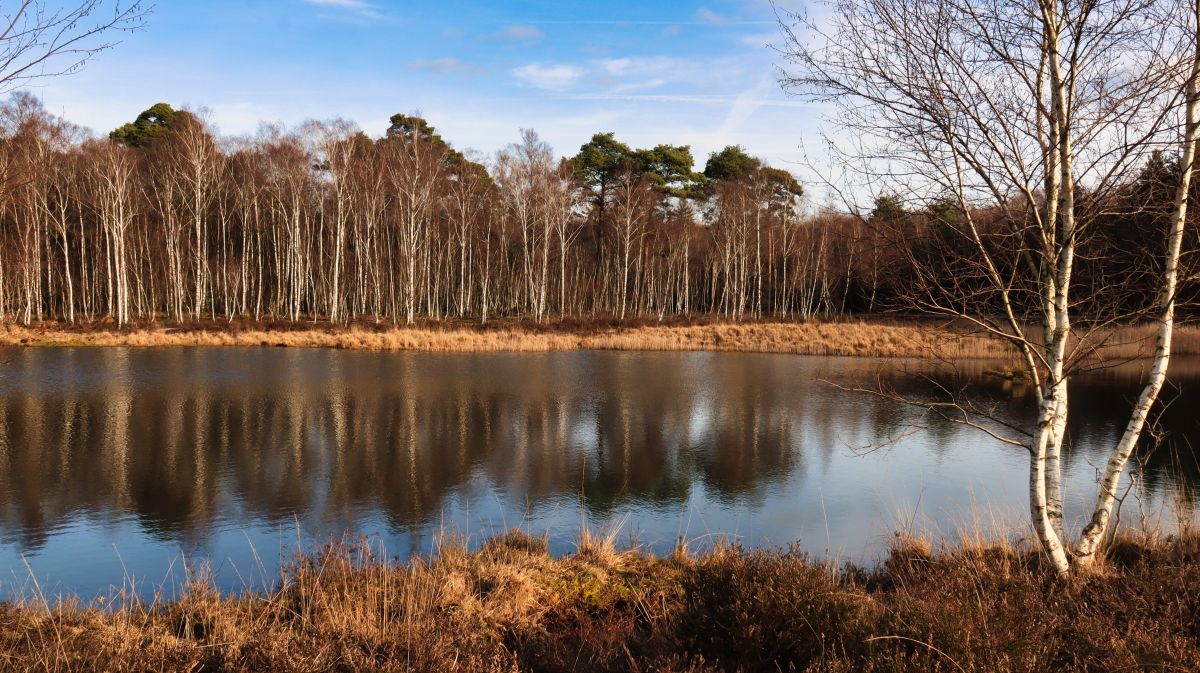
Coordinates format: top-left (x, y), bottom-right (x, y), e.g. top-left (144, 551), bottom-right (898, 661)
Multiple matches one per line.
top-left (0, 348), bottom-right (1197, 598)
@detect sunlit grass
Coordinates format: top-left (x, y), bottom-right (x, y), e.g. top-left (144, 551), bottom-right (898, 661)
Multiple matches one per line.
top-left (1, 520), bottom-right (1199, 672)
top-left (0, 318), bottom-right (1007, 358)
top-left (5, 318), bottom-right (1198, 362)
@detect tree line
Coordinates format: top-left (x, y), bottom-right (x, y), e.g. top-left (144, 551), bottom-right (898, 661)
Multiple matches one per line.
top-left (0, 95), bottom-right (838, 327)
top-left (0, 93), bottom-right (1194, 328)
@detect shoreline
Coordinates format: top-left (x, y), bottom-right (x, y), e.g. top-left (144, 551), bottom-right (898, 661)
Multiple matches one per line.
top-left (0, 319), bottom-right (1021, 359)
top-left (4, 318), bottom-right (1199, 360)
top-left (0, 530), bottom-right (1196, 671)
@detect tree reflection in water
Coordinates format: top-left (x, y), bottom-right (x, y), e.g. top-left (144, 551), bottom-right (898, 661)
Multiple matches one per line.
top-left (0, 348), bottom-right (1196, 594)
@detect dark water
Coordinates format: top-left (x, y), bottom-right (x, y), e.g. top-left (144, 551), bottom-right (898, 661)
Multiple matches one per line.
top-left (0, 347), bottom-right (1197, 599)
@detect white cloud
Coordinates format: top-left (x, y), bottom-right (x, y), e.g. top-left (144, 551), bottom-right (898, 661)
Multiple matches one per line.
top-left (511, 64), bottom-right (584, 91)
top-left (490, 25), bottom-right (543, 41)
top-left (696, 8), bottom-right (729, 25)
top-left (594, 58), bottom-right (678, 93)
top-left (599, 57), bottom-right (679, 78)
top-left (512, 54), bottom-right (769, 99)
top-left (407, 58), bottom-right (467, 74)
top-left (600, 58), bottom-right (633, 76)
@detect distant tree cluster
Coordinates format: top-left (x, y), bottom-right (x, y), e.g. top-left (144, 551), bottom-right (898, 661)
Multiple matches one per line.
top-left (0, 96), bottom-right (885, 326)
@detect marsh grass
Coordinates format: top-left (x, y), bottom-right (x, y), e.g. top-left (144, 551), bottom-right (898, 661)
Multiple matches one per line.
top-left (1, 524), bottom-right (1199, 672)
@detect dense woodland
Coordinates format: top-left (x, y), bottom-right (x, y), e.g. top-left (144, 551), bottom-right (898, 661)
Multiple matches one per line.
top-left (0, 93), bottom-right (1193, 327)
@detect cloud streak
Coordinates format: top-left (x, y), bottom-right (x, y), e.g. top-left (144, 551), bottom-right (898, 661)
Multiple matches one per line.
top-left (511, 64), bottom-right (584, 91)
top-left (696, 8), bottom-right (729, 25)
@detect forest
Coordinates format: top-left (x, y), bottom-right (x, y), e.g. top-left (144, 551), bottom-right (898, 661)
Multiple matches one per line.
top-left (0, 93), bottom-right (1192, 328)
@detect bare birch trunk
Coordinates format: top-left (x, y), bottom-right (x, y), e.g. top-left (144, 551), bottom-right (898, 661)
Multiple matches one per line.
top-left (1074, 11), bottom-right (1200, 564)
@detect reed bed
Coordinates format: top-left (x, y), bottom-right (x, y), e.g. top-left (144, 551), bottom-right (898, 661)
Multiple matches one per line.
top-left (1, 528), bottom-right (1198, 672)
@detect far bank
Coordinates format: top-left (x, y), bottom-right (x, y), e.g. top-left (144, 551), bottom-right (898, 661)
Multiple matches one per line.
top-left (2, 318), bottom-right (1010, 359)
top-left (4, 318), bottom-right (1200, 360)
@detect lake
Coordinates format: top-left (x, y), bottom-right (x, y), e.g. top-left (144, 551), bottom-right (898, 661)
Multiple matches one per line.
top-left (0, 347), bottom-right (1197, 599)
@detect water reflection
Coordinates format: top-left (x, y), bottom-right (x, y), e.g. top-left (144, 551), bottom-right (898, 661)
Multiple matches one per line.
top-left (0, 348), bottom-right (1196, 595)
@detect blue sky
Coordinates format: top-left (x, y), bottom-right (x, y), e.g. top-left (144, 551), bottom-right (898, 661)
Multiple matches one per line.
top-left (32, 0), bottom-right (821, 174)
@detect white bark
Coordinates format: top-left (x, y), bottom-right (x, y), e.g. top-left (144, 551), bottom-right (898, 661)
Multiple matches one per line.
top-left (1074, 11), bottom-right (1200, 564)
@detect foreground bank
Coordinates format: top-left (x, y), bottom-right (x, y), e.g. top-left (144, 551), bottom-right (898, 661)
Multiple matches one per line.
top-left (2, 531), bottom-right (1197, 672)
top-left (6, 319), bottom-right (1199, 359)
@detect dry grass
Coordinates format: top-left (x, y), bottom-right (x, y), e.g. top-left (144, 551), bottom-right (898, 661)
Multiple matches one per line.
top-left (1, 529), bottom-right (1199, 672)
top-left (5, 317), bottom-right (1199, 360)
top-left (0, 318), bottom-right (1018, 359)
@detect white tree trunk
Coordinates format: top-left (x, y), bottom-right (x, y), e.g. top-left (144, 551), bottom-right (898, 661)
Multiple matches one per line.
top-left (1074, 23), bottom-right (1200, 564)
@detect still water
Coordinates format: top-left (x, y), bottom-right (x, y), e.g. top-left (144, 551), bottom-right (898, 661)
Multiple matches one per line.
top-left (0, 348), bottom-right (1197, 598)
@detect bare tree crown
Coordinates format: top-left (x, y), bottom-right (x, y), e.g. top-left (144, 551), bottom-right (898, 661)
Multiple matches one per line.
top-left (0, 0), bottom-right (148, 92)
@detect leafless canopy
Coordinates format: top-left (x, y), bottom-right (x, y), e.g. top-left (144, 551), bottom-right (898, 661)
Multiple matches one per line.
top-left (0, 0), bottom-right (148, 92)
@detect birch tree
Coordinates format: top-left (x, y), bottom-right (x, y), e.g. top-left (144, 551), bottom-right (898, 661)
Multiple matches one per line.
top-left (384, 119), bottom-right (446, 325)
top-left (781, 0), bottom-right (1198, 573)
top-left (496, 130), bottom-right (558, 321)
top-left (83, 139), bottom-right (136, 326)
top-left (1073, 0), bottom-right (1200, 566)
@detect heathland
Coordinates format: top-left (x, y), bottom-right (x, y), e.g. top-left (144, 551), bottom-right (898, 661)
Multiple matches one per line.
top-left (1, 529), bottom-right (1197, 672)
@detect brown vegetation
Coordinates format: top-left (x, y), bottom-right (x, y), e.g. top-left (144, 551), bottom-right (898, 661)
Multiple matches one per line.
top-left (0, 318), bottom-right (1009, 358)
top-left (2, 530), bottom-right (1198, 672)
top-left (5, 318), bottom-right (1200, 361)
